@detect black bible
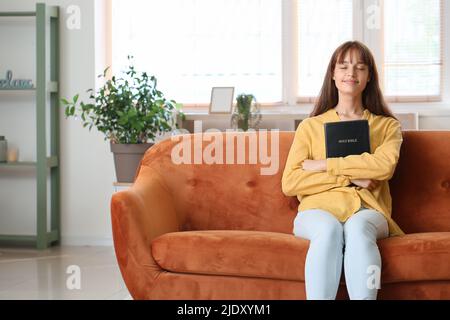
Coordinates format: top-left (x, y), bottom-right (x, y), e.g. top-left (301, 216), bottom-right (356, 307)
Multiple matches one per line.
top-left (324, 120), bottom-right (371, 158)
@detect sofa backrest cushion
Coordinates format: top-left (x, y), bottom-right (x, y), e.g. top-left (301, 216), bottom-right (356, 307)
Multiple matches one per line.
top-left (389, 131), bottom-right (450, 233)
top-left (139, 130), bottom-right (450, 234)
top-left (140, 131), bottom-right (298, 233)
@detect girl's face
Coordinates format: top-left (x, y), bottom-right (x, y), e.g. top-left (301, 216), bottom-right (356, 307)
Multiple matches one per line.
top-left (333, 50), bottom-right (370, 97)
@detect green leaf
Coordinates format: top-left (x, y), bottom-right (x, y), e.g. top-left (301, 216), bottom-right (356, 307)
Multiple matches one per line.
top-left (103, 66), bottom-right (110, 77)
top-left (64, 106), bottom-right (70, 117)
top-left (118, 115), bottom-right (128, 126)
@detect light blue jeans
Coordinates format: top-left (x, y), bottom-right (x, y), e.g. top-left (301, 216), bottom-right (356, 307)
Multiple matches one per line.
top-left (293, 206), bottom-right (389, 300)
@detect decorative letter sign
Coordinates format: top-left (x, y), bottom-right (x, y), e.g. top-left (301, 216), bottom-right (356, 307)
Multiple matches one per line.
top-left (0, 70), bottom-right (34, 89)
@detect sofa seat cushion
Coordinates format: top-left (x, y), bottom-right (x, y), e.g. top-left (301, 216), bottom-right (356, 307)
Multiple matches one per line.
top-left (151, 230), bottom-right (450, 283)
top-left (151, 230), bottom-right (309, 281)
top-left (378, 232), bottom-right (450, 283)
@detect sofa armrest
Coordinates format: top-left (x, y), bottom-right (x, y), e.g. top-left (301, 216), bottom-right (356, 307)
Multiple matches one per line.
top-left (110, 165), bottom-right (179, 298)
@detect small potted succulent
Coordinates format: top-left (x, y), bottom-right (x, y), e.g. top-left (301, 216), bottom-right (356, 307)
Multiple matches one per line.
top-left (61, 56), bottom-right (184, 182)
top-left (231, 93), bottom-right (262, 131)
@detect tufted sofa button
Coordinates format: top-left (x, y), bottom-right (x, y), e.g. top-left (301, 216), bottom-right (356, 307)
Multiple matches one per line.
top-left (187, 178), bottom-right (197, 186)
top-left (246, 180), bottom-right (257, 187)
top-left (442, 180), bottom-right (450, 189)
top-left (289, 197), bottom-right (299, 210)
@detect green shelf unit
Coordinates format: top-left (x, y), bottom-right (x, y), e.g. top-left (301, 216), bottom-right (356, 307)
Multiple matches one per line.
top-left (0, 3), bottom-right (60, 250)
top-left (0, 88), bottom-right (36, 91)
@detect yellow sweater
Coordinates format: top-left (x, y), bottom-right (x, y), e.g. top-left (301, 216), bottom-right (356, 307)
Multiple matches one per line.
top-left (282, 108), bottom-right (405, 237)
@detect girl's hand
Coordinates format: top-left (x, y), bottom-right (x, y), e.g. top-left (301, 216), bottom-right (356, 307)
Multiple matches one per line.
top-left (301, 159), bottom-right (327, 171)
top-left (350, 179), bottom-right (380, 191)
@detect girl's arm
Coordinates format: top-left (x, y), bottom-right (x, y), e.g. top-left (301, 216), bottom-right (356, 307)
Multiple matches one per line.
top-left (326, 119), bottom-right (403, 181)
top-left (282, 120), bottom-right (352, 197)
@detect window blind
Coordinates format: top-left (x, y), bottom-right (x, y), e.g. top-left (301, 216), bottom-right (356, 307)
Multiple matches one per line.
top-left (112, 0), bottom-right (282, 105)
top-left (297, 0), bottom-right (353, 100)
top-left (384, 0), bottom-right (442, 100)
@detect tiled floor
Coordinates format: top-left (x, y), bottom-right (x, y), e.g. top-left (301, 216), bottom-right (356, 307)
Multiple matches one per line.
top-left (0, 246), bottom-right (131, 300)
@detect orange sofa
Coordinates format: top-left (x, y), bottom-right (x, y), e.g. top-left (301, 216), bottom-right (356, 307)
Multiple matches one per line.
top-left (111, 131), bottom-right (450, 300)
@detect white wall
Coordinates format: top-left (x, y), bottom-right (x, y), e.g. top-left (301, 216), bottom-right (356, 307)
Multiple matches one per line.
top-left (0, 0), bottom-right (115, 245)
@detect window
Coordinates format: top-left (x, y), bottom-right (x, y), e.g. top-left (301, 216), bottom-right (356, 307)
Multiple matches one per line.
top-left (111, 0), bottom-right (444, 105)
top-left (297, 0), bottom-right (353, 98)
top-left (384, 0), bottom-right (442, 100)
top-left (112, 0), bottom-right (282, 105)
top-left (296, 0), bottom-right (443, 102)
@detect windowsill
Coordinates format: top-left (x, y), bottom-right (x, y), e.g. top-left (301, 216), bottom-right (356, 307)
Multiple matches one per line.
top-left (182, 102), bottom-right (450, 120)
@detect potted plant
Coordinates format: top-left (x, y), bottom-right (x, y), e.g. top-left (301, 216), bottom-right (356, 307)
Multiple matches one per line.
top-left (61, 56), bottom-right (184, 183)
top-left (231, 93), bottom-right (262, 131)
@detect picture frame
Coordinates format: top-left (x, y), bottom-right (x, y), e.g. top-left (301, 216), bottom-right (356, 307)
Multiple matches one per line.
top-left (209, 87), bottom-right (235, 114)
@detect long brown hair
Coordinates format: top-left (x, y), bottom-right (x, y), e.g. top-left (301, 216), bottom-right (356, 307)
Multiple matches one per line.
top-left (309, 41), bottom-right (397, 120)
